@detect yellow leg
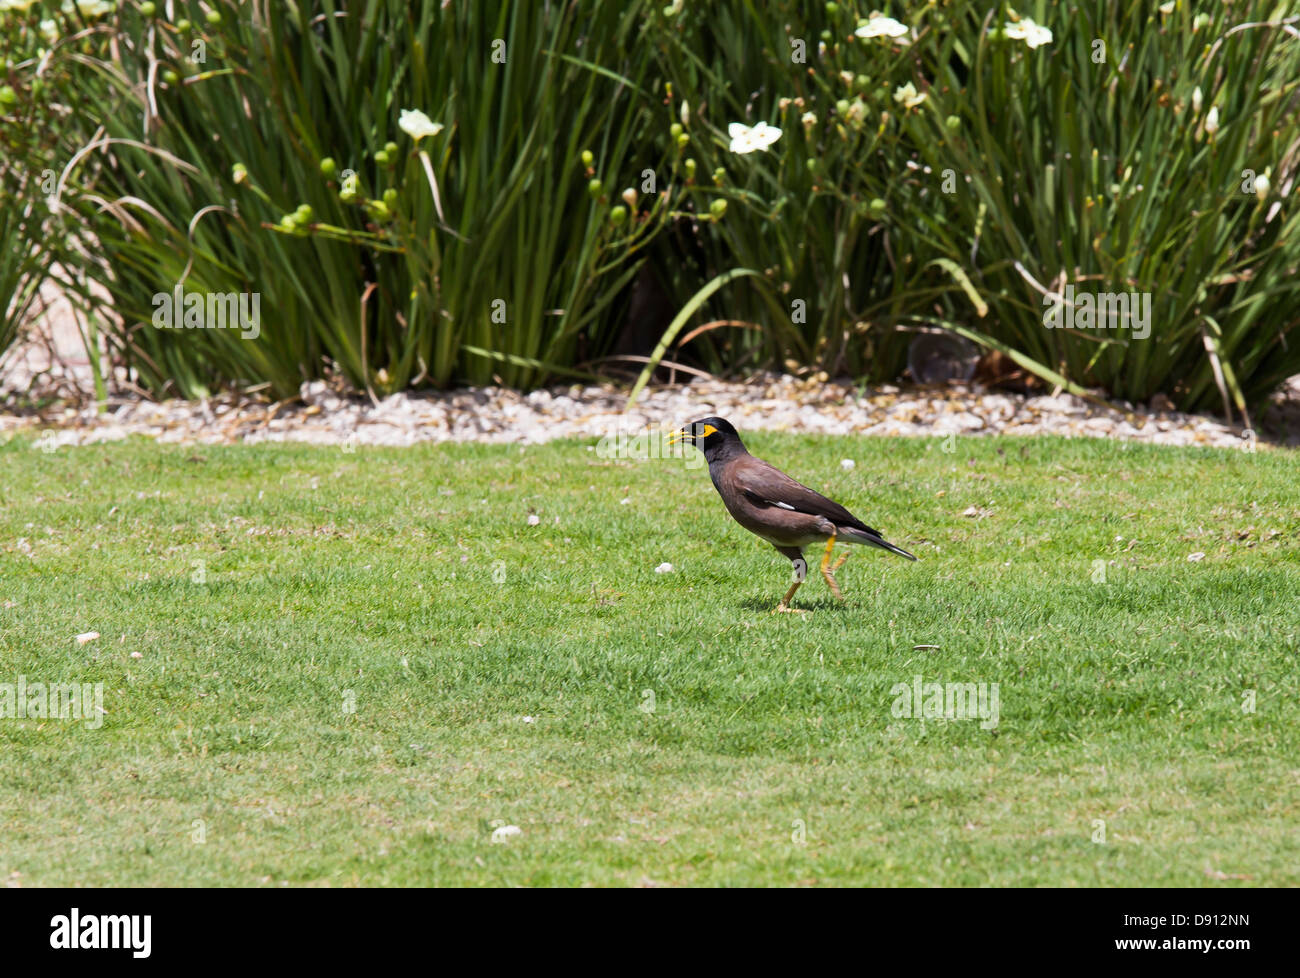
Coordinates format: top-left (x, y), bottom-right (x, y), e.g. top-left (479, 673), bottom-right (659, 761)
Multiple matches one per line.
top-left (773, 577), bottom-right (807, 613)
top-left (820, 536), bottom-right (849, 601)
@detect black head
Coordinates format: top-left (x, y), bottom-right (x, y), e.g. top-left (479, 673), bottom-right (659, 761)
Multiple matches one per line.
top-left (667, 416), bottom-right (745, 461)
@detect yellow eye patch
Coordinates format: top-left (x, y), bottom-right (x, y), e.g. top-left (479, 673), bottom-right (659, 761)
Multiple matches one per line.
top-left (700, 424), bottom-right (718, 438)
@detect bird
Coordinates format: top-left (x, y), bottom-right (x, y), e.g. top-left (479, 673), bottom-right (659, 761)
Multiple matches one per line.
top-left (667, 417), bottom-right (916, 612)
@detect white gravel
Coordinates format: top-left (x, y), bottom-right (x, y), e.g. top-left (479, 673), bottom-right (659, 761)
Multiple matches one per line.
top-left (1, 371), bottom-right (1294, 451)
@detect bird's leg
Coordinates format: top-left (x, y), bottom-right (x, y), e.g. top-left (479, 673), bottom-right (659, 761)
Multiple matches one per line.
top-left (773, 578), bottom-right (805, 613)
top-left (821, 536), bottom-right (847, 601)
top-left (773, 553), bottom-right (809, 613)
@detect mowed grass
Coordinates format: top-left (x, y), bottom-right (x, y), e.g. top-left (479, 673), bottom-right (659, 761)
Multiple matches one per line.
top-left (0, 430), bottom-right (1297, 887)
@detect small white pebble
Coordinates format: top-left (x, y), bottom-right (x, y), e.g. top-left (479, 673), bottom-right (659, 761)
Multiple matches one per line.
top-left (655, 562), bottom-right (674, 574)
top-left (840, 458), bottom-right (856, 470)
top-left (491, 825), bottom-right (522, 843)
top-left (620, 497), bottom-right (631, 505)
top-left (74, 631), bottom-right (100, 645)
top-left (527, 514), bottom-right (540, 526)
top-left (1187, 552), bottom-right (1206, 562)
top-left (521, 716), bottom-right (535, 723)
top-left (130, 651), bottom-right (143, 659)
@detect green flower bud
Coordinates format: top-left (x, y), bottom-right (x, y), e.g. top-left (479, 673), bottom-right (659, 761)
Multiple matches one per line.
top-left (683, 158), bottom-right (696, 179)
top-left (319, 157), bottom-right (337, 177)
top-left (0, 86), bottom-right (15, 106)
top-left (383, 188), bottom-right (398, 207)
top-left (825, 2), bottom-right (839, 14)
top-left (609, 205), bottom-right (628, 226)
top-left (581, 150), bottom-right (594, 167)
top-left (139, 2), bottom-right (157, 16)
top-left (669, 122), bottom-right (683, 139)
top-left (163, 70), bottom-right (179, 84)
top-left (295, 204), bottom-right (314, 223)
top-left (587, 177), bottom-right (603, 199)
top-left (231, 163), bottom-right (248, 184)
top-left (712, 167), bottom-right (726, 185)
top-left (374, 149), bottom-right (389, 166)
top-left (676, 132), bottom-right (690, 149)
top-left (945, 115), bottom-right (961, 131)
top-left (205, 10), bottom-right (222, 25)
top-left (709, 198), bottom-right (728, 219)
top-left (836, 99), bottom-right (851, 118)
top-left (176, 18), bottom-right (191, 31)
top-left (384, 141), bottom-right (399, 157)
top-left (820, 29), bottom-right (833, 42)
top-left (869, 198), bottom-right (886, 215)
top-left (853, 74), bottom-right (870, 94)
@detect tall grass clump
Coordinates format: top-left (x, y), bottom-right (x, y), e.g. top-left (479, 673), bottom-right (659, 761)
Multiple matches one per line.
top-left (7, 1), bottom-right (1300, 416)
top-left (648, 1), bottom-right (1300, 415)
top-left (43, 0), bottom-right (687, 398)
top-left (0, 1), bottom-right (109, 371)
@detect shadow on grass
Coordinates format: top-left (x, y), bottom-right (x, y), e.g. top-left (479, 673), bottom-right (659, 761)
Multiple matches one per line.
top-left (737, 595), bottom-right (857, 614)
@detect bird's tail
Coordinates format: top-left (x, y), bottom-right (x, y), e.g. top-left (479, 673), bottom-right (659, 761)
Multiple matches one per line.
top-left (839, 526), bottom-right (918, 560)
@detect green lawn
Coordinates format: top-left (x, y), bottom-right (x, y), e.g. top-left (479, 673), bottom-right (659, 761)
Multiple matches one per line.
top-left (0, 431), bottom-right (1296, 886)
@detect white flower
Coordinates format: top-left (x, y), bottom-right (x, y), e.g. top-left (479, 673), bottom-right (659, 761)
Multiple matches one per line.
top-left (728, 121), bottom-right (782, 154)
top-left (1254, 173), bottom-right (1270, 197)
top-left (399, 108), bottom-right (444, 142)
top-left (856, 15), bottom-right (908, 39)
top-left (654, 562), bottom-right (674, 574)
top-left (1191, 86), bottom-right (1203, 114)
top-left (68, 0), bottom-right (112, 17)
top-left (526, 513), bottom-right (541, 525)
top-left (840, 459), bottom-right (856, 471)
top-left (1003, 17), bottom-right (1053, 48)
top-left (1204, 106), bottom-right (1219, 135)
top-left (490, 825), bottom-right (522, 843)
top-left (801, 111), bottom-right (817, 129)
top-left (893, 82), bottom-right (926, 109)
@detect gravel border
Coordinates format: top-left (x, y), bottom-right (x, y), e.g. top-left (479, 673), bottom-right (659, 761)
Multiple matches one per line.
top-left (3, 371), bottom-right (1295, 452)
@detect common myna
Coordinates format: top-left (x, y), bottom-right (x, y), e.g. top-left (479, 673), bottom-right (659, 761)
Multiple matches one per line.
top-left (668, 417), bottom-right (916, 612)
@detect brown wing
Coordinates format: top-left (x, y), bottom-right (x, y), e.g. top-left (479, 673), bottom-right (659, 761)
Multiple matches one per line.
top-left (730, 455), bottom-right (877, 534)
